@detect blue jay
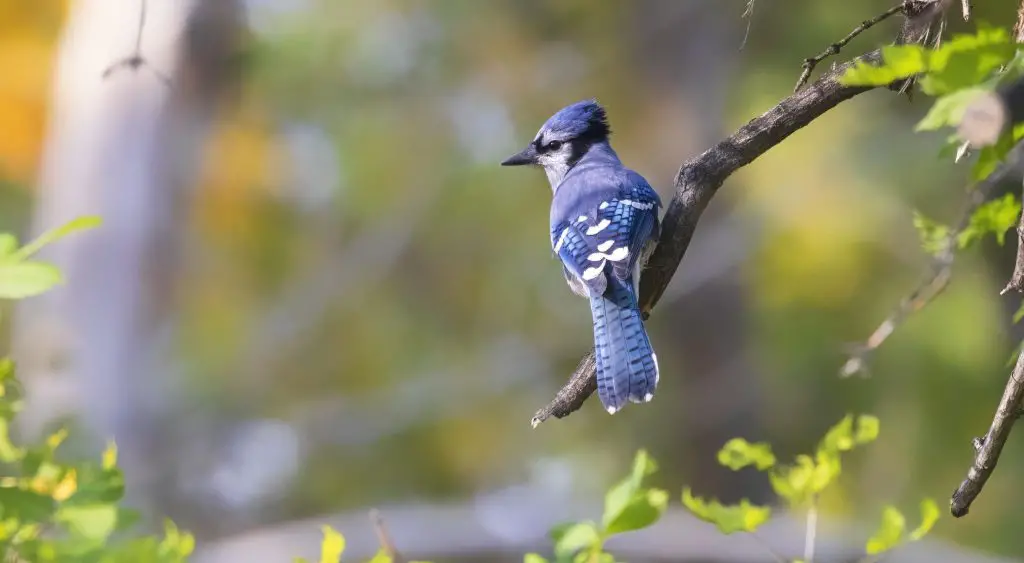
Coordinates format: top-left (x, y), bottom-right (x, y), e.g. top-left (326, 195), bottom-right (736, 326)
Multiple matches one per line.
top-left (501, 99), bottom-right (662, 414)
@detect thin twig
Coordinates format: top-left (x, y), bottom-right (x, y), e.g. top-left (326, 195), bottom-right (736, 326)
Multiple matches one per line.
top-left (101, 0), bottom-right (170, 87)
top-left (135, 0), bottom-right (147, 52)
top-left (746, 532), bottom-right (788, 563)
top-left (1001, 179), bottom-right (1024, 295)
top-left (739, 0), bottom-right (756, 51)
top-left (793, 3), bottom-right (907, 92)
top-left (840, 176), bottom-right (1001, 377)
top-left (531, 47), bottom-right (884, 426)
top-left (370, 509), bottom-right (406, 563)
top-left (804, 497), bottom-right (818, 563)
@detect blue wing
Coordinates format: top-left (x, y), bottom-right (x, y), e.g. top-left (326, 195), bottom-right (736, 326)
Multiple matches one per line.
top-left (551, 172), bottom-right (661, 297)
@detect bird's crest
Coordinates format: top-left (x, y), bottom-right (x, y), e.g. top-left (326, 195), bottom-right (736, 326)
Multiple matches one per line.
top-left (540, 99), bottom-right (611, 140)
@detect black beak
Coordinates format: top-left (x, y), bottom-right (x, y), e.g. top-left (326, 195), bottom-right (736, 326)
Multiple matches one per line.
top-left (501, 144), bottom-right (539, 166)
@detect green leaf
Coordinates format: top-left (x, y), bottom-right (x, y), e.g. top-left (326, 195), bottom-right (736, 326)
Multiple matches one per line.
top-left (0, 487), bottom-right (56, 523)
top-left (57, 504), bottom-right (118, 541)
top-left (820, 415), bottom-right (855, 452)
top-left (523, 555), bottom-right (549, 563)
top-left (854, 415), bottom-right (880, 444)
top-left (681, 488), bottom-right (771, 534)
top-left (809, 450), bottom-right (841, 493)
top-left (602, 450), bottom-right (657, 529)
top-left (551, 522), bottom-right (600, 558)
top-left (63, 463), bottom-right (124, 506)
top-left (916, 88), bottom-right (988, 131)
top-left (0, 419), bottom-right (24, 462)
top-left (1014, 301), bottom-right (1024, 324)
top-left (959, 193), bottom-right (1021, 247)
top-left (716, 438), bottom-right (776, 471)
top-left (909, 498), bottom-right (940, 541)
top-left (604, 488), bottom-right (669, 535)
top-left (0, 235), bottom-right (16, 258)
top-left (866, 506), bottom-right (906, 555)
top-left (367, 550), bottom-right (392, 563)
top-left (840, 27), bottom-right (1014, 94)
top-left (11, 216), bottom-right (102, 262)
top-left (912, 211), bottom-right (951, 256)
top-left (0, 261), bottom-right (63, 299)
top-left (919, 27), bottom-right (1015, 95)
top-left (319, 525), bottom-right (345, 563)
top-left (840, 45), bottom-right (929, 86)
top-left (102, 440), bottom-right (118, 470)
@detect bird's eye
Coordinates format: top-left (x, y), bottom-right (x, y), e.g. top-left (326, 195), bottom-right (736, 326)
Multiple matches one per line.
top-left (546, 140), bottom-right (563, 151)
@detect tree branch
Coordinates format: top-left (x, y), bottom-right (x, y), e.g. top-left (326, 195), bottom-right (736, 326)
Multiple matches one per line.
top-left (840, 176), bottom-right (1001, 377)
top-left (949, 143), bottom-right (1024, 516)
top-left (951, 341), bottom-right (1024, 516)
top-left (1002, 178), bottom-right (1024, 295)
top-left (530, 50), bottom-right (882, 426)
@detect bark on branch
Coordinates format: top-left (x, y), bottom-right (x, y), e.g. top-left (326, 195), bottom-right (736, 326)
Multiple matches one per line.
top-left (530, 50), bottom-right (881, 426)
top-left (950, 142), bottom-right (1024, 516)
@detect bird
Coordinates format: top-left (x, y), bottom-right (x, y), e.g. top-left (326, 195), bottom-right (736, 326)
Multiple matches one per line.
top-left (501, 99), bottom-right (662, 414)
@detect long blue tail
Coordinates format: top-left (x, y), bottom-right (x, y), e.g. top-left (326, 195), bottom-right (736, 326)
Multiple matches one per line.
top-left (589, 278), bottom-right (659, 414)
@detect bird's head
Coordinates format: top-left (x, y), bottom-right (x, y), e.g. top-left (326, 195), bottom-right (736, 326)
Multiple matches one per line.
top-left (501, 99), bottom-right (611, 184)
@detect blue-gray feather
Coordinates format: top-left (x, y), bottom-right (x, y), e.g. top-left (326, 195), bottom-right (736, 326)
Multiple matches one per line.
top-left (511, 99), bottom-right (662, 414)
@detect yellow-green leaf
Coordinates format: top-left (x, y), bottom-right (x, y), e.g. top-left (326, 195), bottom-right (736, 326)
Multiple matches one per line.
top-left (604, 488), bottom-right (669, 535)
top-left (840, 45), bottom-right (929, 86)
top-left (866, 506), bottom-right (906, 555)
top-left (717, 438), bottom-right (776, 471)
top-left (523, 554), bottom-right (549, 563)
top-left (12, 216), bottom-right (102, 261)
top-left (603, 450), bottom-right (658, 529)
top-left (0, 261), bottom-right (62, 299)
top-left (916, 88), bottom-right (988, 131)
top-left (102, 440), bottom-right (118, 470)
top-left (57, 503), bottom-right (118, 540)
top-left (320, 525), bottom-right (345, 563)
top-left (681, 488), bottom-right (771, 534)
top-left (854, 415), bottom-right (880, 444)
top-left (909, 498), bottom-right (940, 541)
top-left (551, 521), bottom-right (600, 558)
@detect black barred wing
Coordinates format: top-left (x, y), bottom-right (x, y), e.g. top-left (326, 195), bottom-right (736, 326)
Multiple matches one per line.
top-left (553, 195), bottom-right (659, 297)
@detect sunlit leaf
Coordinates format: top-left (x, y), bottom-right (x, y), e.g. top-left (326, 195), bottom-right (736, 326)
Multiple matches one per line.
top-left (0, 235), bottom-right (16, 258)
top-left (11, 216), bottom-right (102, 261)
top-left (866, 506), bottom-right (906, 555)
top-left (854, 415), bottom-right (880, 444)
top-left (920, 27), bottom-right (1014, 95)
top-left (912, 211), bottom-right (951, 256)
top-left (604, 488), bottom-right (669, 535)
top-left (909, 498), bottom-right (940, 541)
top-left (916, 88), bottom-right (987, 131)
top-left (0, 261), bottom-right (62, 299)
top-left (959, 193), bottom-right (1021, 247)
top-left (717, 438), bottom-right (776, 471)
top-left (523, 554), bottom-right (549, 563)
top-left (821, 415), bottom-right (855, 452)
top-left (102, 440), bottom-right (118, 471)
top-left (551, 521), bottom-right (600, 558)
top-left (840, 45), bottom-right (929, 86)
top-left (319, 525), bottom-right (345, 563)
top-left (367, 550), bottom-right (392, 563)
top-left (57, 503), bottom-right (118, 541)
top-left (681, 488), bottom-right (771, 534)
top-left (603, 450), bottom-right (658, 530)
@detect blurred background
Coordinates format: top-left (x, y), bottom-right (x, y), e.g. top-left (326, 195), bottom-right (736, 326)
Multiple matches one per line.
top-left (2, 1), bottom-right (1024, 562)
